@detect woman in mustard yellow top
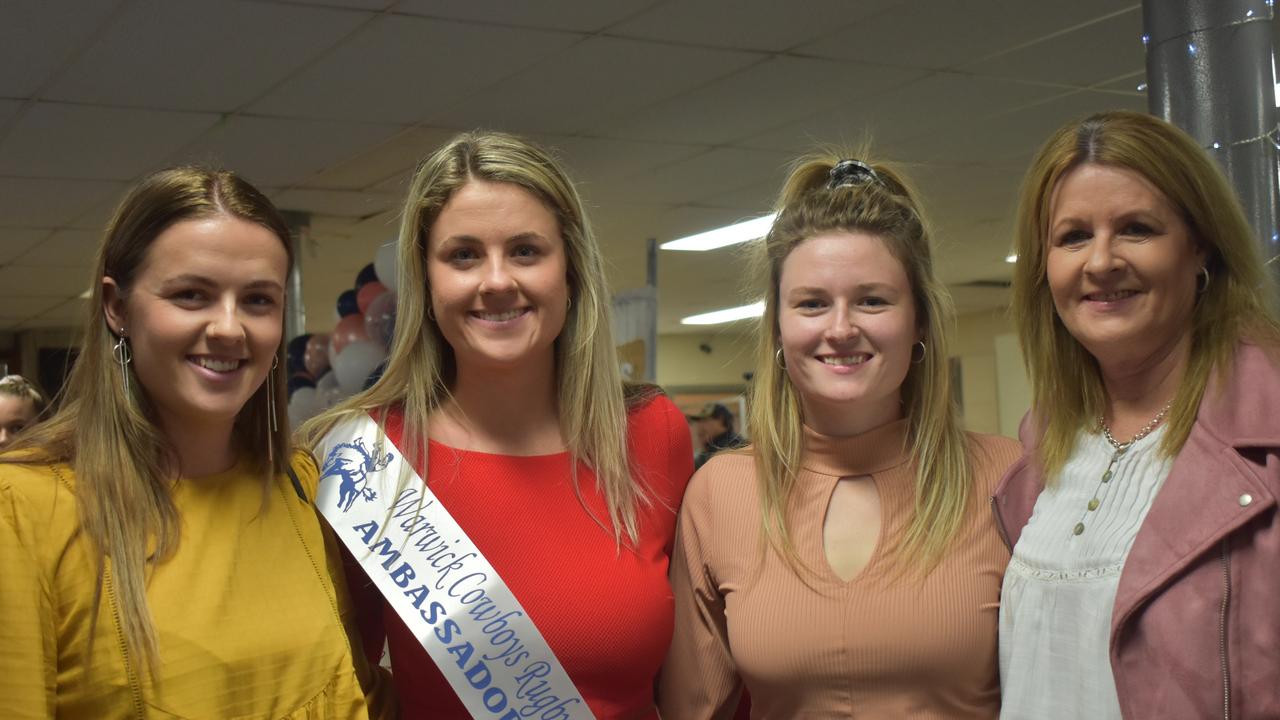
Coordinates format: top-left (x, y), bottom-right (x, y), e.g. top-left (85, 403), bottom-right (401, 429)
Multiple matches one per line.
top-left (0, 167), bottom-right (391, 719)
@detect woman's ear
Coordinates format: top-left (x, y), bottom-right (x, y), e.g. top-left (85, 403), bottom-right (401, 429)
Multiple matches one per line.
top-left (102, 276), bottom-right (126, 336)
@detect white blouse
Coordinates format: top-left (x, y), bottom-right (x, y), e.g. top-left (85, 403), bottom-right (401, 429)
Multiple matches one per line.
top-left (999, 425), bottom-right (1174, 720)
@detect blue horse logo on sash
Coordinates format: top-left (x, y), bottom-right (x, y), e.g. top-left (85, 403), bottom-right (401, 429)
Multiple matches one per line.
top-left (321, 438), bottom-right (394, 512)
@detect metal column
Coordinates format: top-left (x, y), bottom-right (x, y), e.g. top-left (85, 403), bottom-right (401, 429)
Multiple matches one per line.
top-left (1143, 0), bottom-right (1280, 278)
top-left (281, 211), bottom-right (310, 341)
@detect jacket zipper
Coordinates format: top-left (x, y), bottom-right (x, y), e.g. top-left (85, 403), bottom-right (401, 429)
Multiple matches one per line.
top-left (990, 496), bottom-right (1013, 551)
top-left (1219, 538), bottom-right (1231, 720)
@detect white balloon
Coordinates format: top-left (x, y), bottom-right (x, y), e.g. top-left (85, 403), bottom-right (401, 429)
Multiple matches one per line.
top-left (287, 387), bottom-right (320, 426)
top-left (374, 242), bottom-right (399, 293)
top-left (315, 370), bottom-right (344, 409)
top-left (333, 340), bottom-right (386, 395)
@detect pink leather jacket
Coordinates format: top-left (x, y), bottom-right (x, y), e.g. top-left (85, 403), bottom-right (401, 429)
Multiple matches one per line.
top-left (992, 342), bottom-right (1280, 720)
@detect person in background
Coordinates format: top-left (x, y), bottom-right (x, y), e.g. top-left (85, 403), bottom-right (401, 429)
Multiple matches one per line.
top-left (691, 402), bottom-right (746, 469)
top-left (659, 153), bottom-right (1021, 718)
top-left (0, 167), bottom-right (391, 719)
top-left (302, 130), bottom-right (693, 718)
top-left (0, 375), bottom-right (46, 448)
top-left (996, 110), bottom-right (1280, 719)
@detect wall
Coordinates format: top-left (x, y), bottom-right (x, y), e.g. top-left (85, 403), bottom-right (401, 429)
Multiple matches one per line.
top-left (953, 308), bottom-right (1028, 438)
top-left (655, 329), bottom-right (755, 390)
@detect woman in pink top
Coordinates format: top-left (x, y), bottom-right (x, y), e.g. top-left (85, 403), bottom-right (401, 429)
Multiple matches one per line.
top-left (659, 153), bottom-right (1020, 718)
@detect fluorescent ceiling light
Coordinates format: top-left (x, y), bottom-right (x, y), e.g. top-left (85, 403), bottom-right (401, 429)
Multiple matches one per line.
top-left (681, 301), bottom-right (765, 325)
top-left (1005, 254), bottom-right (1018, 263)
top-left (661, 213), bottom-right (777, 252)
top-left (79, 288), bottom-right (92, 299)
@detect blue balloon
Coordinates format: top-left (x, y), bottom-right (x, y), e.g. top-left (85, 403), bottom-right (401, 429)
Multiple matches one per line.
top-left (355, 262), bottom-right (378, 289)
top-left (286, 334), bottom-right (311, 374)
top-left (336, 289), bottom-right (360, 318)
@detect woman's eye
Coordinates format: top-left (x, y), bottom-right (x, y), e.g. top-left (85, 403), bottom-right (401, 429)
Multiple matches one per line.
top-left (448, 248), bottom-right (478, 263)
top-left (245, 293), bottom-right (277, 308)
top-left (860, 296), bottom-right (887, 308)
top-left (1121, 222), bottom-right (1154, 237)
top-left (1057, 229), bottom-right (1090, 247)
top-left (796, 298), bottom-right (826, 310)
top-left (512, 244), bottom-right (540, 259)
top-left (172, 289), bottom-right (205, 303)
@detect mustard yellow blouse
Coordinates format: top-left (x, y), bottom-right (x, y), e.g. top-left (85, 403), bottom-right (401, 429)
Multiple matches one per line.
top-left (0, 451), bottom-right (393, 719)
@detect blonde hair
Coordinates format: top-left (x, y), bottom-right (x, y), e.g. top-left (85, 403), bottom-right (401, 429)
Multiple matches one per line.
top-left (1, 167), bottom-right (294, 671)
top-left (747, 151), bottom-right (971, 570)
top-left (1011, 110), bottom-right (1280, 477)
top-left (0, 375), bottom-right (48, 415)
top-left (301, 131), bottom-right (648, 543)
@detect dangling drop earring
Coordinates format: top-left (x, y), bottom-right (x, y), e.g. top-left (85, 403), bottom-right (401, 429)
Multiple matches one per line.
top-left (112, 328), bottom-right (132, 393)
top-left (267, 356), bottom-right (279, 434)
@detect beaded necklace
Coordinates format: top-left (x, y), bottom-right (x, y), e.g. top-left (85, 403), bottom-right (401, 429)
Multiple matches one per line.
top-left (1070, 401), bottom-right (1174, 536)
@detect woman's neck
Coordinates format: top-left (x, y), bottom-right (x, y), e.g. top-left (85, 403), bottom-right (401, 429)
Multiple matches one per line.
top-left (1098, 330), bottom-right (1192, 439)
top-left (434, 354), bottom-right (563, 455)
top-left (160, 416), bottom-right (239, 478)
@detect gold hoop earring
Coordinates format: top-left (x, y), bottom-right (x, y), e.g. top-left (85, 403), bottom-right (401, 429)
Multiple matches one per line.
top-left (112, 328), bottom-right (132, 393)
top-left (1198, 266), bottom-right (1210, 293)
top-left (775, 347), bottom-right (787, 370)
top-left (911, 340), bottom-right (927, 364)
top-left (427, 305), bottom-right (436, 322)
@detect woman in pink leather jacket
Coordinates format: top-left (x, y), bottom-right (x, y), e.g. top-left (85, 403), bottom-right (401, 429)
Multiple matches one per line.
top-left (993, 110), bottom-right (1280, 719)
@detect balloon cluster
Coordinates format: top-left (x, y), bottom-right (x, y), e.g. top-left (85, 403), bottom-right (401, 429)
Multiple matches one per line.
top-left (286, 243), bottom-right (398, 427)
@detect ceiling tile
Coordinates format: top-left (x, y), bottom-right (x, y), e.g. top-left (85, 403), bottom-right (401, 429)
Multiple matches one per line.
top-left (0, 296), bottom-right (68, 322)
top-left (0, 3), bottom-right (117, 97)
top-left (11, 229), bottom-right (101, 267)
top-left (306, 126), bottom-right (459, 190)
top-left (609, 146), bottom-right (794, 206)
top-left (396, 0), bottom-right (660, 32)
top-left (537, 135), bottom-right (705, 187)
top-left (961, 7), bottom-right (1145, 87)
top-left (427, 36), bottom-right (760, 135)
top-left (22, 297), bottom-right (91, 327)
top-left (281, 0), bottom-right (397, 9)
top-left (0, 264), bottom-right (90, 297)
top-left (1094, 69), bottom-right (1147, 95)
top-left (0, 177), bottom-right (126, 228)
top-left (596, 55), bottom-right (925, 145)
top-left (0, 99), bottom-right (23, 130)
top-left (246, 14), bottom-right (581, 124)
top-left (610, 0), bottom-right (904, 52)
top-left (271, 188), bottom-right (400, 220)
top-left (0, 228), bottom-right (50, 265)
top-left (175, 115), bottom-right (401, 187)
top-left (44, 0), bottom-right (370, 112)
top-left (0, 102), bottom-right (219, 181)
top-left (801, 0), bottom-right (1140, 71)
top-left (739, 72), bottom-right (1059, 153)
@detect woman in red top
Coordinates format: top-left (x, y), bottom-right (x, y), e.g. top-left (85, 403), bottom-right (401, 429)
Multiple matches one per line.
top-left (304, 131), bottom-right (692, 718)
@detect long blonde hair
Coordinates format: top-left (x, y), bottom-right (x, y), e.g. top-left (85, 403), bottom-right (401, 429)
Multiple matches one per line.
top-left (1011, 110), bottom-right (1280, 477)
top-left (301, 131), bottom-right (648, 543)
top-left (748, 151), bottom-right (971, 570)
top-left (1, 166), bottom-right (294, 671)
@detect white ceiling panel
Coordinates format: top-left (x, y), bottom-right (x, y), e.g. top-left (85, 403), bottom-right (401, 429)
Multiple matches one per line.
top-left (21, 297), bottom-right (92, 327)
top-left (0, 2), bottom-right (118, 97)
top-left (610, 0), bottom-right (904, 52)
top-left (280, 0), bottom-right (397, 10)
top-left (0, 228), bottom-right (50, 265)
top-left (246, 14), bottom-right (581, 124)
top-left (961, 7), bottom-right (1145, 88)
top-left (0, 295), bottom-right (69, 323)
top-left (175, 115), bottom-right (400, 187)
top-left (596, 56), bottom-right (925, 145)
top-left (739, 72), bottom-right (1058, 154)
top-left (0, 177), bottom-right (126, 228)
top-left (305, 126), bottom-right (458, 190)
top-left (396, 0), bottom-right (661, 33)
top-left (540, 135), bottom-right (705, 187)
top-left (801, 0), bottom-right (1140, 72)
top-left (11, 229), bottom-right (101, 268)
top-left (0, 102), bottom-right (219, 181)
top-left (1095, 69), bottom-right (1147, 95)
top-left (0, 264), bottom-right (89, 297)
top-left (426, 36), bottom-right (761, 135)
top-left (0, 99), bottom-right (23, 130)
top-left (271, 188), bottom-right (400, 219)
top-left (43, 0), bottom-right (369, 112)
top-left (608, 146), bottom-right (793, 206)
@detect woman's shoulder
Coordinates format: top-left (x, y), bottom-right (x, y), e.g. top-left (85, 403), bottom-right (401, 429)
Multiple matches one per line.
top-left (683, 449), bottom-right (757, 508)
top-left (962, 431), bottom-right (1025, 488)
top-left (0, 458), bottom-right (80, 551)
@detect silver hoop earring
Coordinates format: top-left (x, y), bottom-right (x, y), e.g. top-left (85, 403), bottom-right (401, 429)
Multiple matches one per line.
top-left (566, 295), bottom-right (572, 311)
top-left (267, 355), bottom-right (279, 434)
top-left (111, 328), bottom-right (132, 393)
top-left (1198, 266), bottom-right (1210, 293)
top-left (911, 340), bottom-right (927, 364)
top-left (426, 305), bottom-right (436, 322)
top-left (775, 347), bottom-right (787, 370)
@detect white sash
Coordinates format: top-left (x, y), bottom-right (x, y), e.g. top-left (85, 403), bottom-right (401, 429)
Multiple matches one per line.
top-left (315, 414), bottom-right (595, 720)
